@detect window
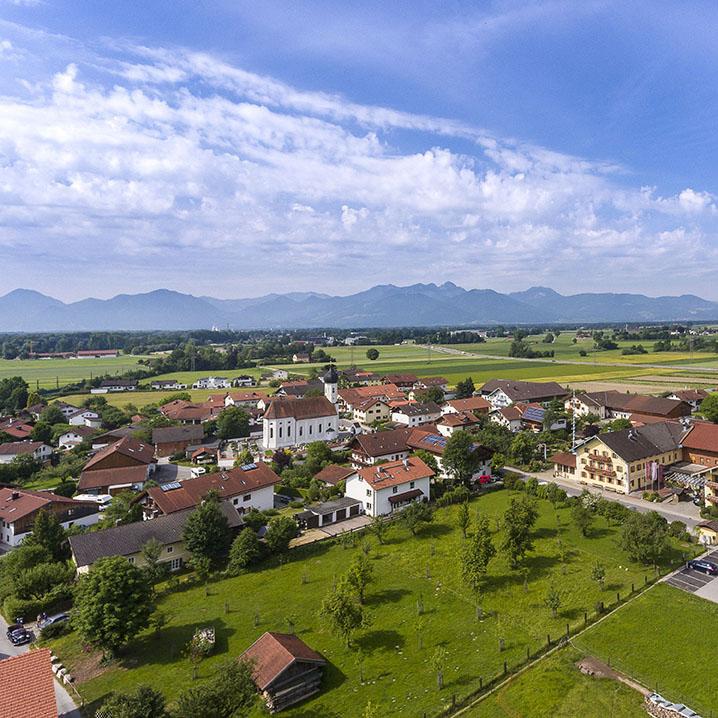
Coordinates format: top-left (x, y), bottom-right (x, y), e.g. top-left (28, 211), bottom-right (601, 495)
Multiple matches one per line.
top-left (279, 426), bottom-right (283, 438)
top-left (319, 423), bottom-right (323, 433)
top-left (366, 489), bottom-right (371, 497)
top-left (269, 426), bottom-right (274, 439)
top-left (287, 425), bottom-right (291, 436)
top-left (309, 424), bottom-right (313, 434)
top-left (366, 502), bottom-right (372, 511)
top-left (170, 557), bottom-right (182, 571)
top-left (299, 426), bottom-right (303, 436)
top-left (167, 546), bottom-right (174, 554)
top-left (233, 497), bottom-right (239, 505)
top-left (393, 486), bottom-right (398, 493)
top-left (410, 481), bottom-right (415, 489)
top-left (243, 494), bottom-right (251, 502)
top-left (127, 556), bottom-right (135, 564)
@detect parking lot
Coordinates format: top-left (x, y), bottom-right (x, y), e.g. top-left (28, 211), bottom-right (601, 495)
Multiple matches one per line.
top-left (665, 549), bottom-right (718, 600)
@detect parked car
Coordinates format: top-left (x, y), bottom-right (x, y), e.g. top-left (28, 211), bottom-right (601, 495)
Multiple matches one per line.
top-left (6, 624), bottom-right (32, 646)
top-left (687, 559), bottom-right (718, 576)
top-left (37, 612), bottom-right (70, 631)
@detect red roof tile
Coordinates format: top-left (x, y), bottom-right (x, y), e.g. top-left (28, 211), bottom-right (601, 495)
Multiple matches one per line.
top-left (0, 649), bottom-right (57, 718)
top-left (357, 456), bottom-right (434, 490)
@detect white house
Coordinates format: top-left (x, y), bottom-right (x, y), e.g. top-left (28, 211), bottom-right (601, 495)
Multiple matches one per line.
top-left (261, 367), bottom-right (339, 450)
top-left (391, 402), bottom-right (442, 427)
top-left (151, 379), bottom-right (188, 390)
top-left (58, 427), bottom-right (95, 450)
top-left (344, 456), bottom-right (434, 517)
top-left (192, 376), bottom-right (231, 390)
top-left (55, 402), bottom-right (80, 420)
top-left (0, 441), bottom-right (52, 464)
top-left (232, 375), bottom-right (256, 387)
top-left (68, 409), bottom-right (101, 428)
top-left (91, 380), bottom-right (138, 394)
top-left (489, 406), bottom-right (524, 432)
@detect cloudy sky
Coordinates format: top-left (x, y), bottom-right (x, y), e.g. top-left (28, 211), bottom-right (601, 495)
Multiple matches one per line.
top-left (1, 0), bottom-right (717, 301)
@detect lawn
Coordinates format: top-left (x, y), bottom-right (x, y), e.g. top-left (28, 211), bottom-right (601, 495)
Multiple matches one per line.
top-left (51, 490), bottom-right (689, 717)
top-left (463, 647), bottom-right (644, 717)
top-left (574, 583), bottom-right (718, 714)
top-left (0, 355), bottom-right (149, 390)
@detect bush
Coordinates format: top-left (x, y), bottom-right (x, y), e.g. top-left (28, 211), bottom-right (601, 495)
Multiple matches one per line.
top-left (435, 485), bottom-right (471, 507)
top-left (3, 584), bottom-right (72, 623)
top-left (40, 619), bottom-right (71, 640)
top-left (502, 473), bottom-right (524, 491)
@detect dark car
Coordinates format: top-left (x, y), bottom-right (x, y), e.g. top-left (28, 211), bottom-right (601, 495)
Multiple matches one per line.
top-left (687, 559), bottom-right (718, 576)
top-left (37, 613), bottom-right (69, 631)
top-left (6, 624), bottom-right (32, 646)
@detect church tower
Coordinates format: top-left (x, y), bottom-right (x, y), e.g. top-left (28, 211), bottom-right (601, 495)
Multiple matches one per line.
top-left (322, 364), bottom-right (339, 404)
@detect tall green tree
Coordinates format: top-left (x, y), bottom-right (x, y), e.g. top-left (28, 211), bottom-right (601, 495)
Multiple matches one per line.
top-left (140, 538), bottom-right (169, 584)
top-left (98, 685), bottom-right (167, 718)
top-left (571, 500), bottom-right (594, 538)
top-left (460, 513), bottom-right (496, 610)
top-left (368, 515), bottom-right (388, 545)
top-left (73, 556), bottom-right (154, 657)
top-left (501, 497), bottom-right (538, 569)
top-left (620, 511), bottom-right (669, 565)
top-left (24, 509), bottom-right (68, 561)
top-left (442, 430), bottom-right (479, 485)
top-left (101, 491), bottom-right (142, 528)
top-left (183, 491), bottom-right (232, 566)
top-left (264, 515), bottom-right (298, 554)
top-left (320, 579), bottom-right (366, 647)
top-left (400, 501), bottom-right (433, 536)
top-left (455, 377), bottom-right (475, 400)
top-left (216, 407), bottom-right (250, 439)
top-left (457, 501), bottom-right (470, 539)
top-left (701, 393), bottom-right (718, 423)
top-left (366, 348), bottom-right (380, 361)
top-left (509, 432), bottom-right (537, 465)
top-left (346, 553), bottom-right (374, 604)
top-left (227, 529), bottom-right (262, 574)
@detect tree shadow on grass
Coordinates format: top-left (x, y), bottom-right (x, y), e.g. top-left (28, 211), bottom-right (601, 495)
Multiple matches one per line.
top-left (420, 523), bottom-right (453, 539)
top-left (488, 553), bottom-right (561, 591)
top-left (120, 620), bottom-right (235, 669)
top-left (585, 527), bottom-right (612, 539)
top-left (367, 587), bottom-right (410, 606)
top-left (533, 526), bottom-right (559, 540)
top-left (355, 629), bottom-right (405, 655)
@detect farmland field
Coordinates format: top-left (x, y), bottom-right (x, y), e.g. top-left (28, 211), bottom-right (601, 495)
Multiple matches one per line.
top-left (574, 583), bottom-right (718, 715)
top-left (0, 355), bottom-right (149, 390)
top-left (50, 490), bottom-right (690, 717)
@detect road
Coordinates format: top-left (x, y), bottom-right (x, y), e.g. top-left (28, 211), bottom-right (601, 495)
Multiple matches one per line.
top-left (505, 465), bottom-right (703, 528)
top-left (0, 615), bottom-right (81, 717)
top-left (424, 344), bottom-right (718, 374)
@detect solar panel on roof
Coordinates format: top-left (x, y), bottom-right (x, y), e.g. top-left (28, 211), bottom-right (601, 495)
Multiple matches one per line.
top-left (240, 463), bottom-right (257, 471)
top-left (160, 481), bottom-right (181, 492)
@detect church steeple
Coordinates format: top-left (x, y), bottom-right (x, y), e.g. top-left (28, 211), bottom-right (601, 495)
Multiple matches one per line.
top-left (322, 364), bottom-right (339, 404)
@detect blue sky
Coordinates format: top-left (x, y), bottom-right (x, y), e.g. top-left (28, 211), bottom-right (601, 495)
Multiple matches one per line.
top-left (0, 0), bottom-right (717, 301)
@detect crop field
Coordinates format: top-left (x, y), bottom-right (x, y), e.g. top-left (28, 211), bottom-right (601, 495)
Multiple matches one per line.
top-left (574, 583), bottom-right (718, 714)
top-left (0, 355), bottom-right (149, 390)
top-left (50, 490), bottom-right (690, 717)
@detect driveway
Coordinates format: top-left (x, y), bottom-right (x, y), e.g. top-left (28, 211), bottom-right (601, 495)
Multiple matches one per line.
top-left (664, 549), bottom-right (718, 604)
top-left (0, 615), bottom-right (81, 717)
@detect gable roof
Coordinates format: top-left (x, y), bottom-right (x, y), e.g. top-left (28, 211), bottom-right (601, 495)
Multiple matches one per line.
top-left (0, 487), bottom-right (96, 524)
top-left (314, 464), bottom-right (355, 485)
top-left (575, 391), bottom-right (691, 417)
top-left (350, 427), bottom-right (412, 457)
top-left (263, 396), bottom-right (336, 420)
top-left (0, 441), bottom-right (48, 456)
top-left (69, 503), bottom-right (243, 568)
top-left (438, 411), bottom-right (481, 428)
top-left (147, 462), bottom-right (281, 514)
top-left (680, 421), bottom-right (718, 452)
top-left (152, 425), bottom-right (204, 445)
top-left (0, 648), bottom-right (57, 718)
top-left (393, 401), bottom-right (441, 417)
top-left (593, 421), bottom-right (684, 462)
top-left (445, 396), bottom-right (491, 413)
top-left (668, 389), bottom-right (709, 402)
top-left (338, 384), bottom-right (404, 407)
top-left (84, 436), bottom-right (155, 471)
top-left (357, 456), bottom-right (434, 490)
top-left (241, 632), bottom-right (326, 691)
top-left (482, 379), bottom-right (567, 402)
top-left (550, 451), bottom-right (577, 468)
top-left (78, 464), bottom-right (150, 491)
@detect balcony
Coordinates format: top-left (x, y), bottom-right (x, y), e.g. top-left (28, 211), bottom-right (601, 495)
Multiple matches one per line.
top-left (590, 453), bottom-right (613, 465)
top-left (589, 465), bottom-right (616, 478)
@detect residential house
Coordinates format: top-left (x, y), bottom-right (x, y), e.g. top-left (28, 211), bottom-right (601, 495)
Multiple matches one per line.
top-left (680, 421), bottom-right (718, 468)
top-left (480, 379), bottom-right (568, 408)
top-left (76, 349), bottom-right (119, 358)
top-left (78, 436), bottom-right (156, 494)
top-left (352, 397), bottom-right (392, 426)
top-left (348, 427), bottom-right (412, 467)
top-left (489, 405), bottom-right (524, 432)
top-left (442, 396), bottom-right (491, 415)
top-left (550, 452), bottom-right (577, 480)
top-left (55, 401), bottom-right (80, 420)
top-left (345, 456), bottom-right (434, 517)
top-left (0, 649), bottom-right (58, 718)
top-left (208, 391), bottom-right (264, 409)
top-left (0, 441), bottom-right (52, 464)
top-left (143, 462), bottom-right (281, 517)
top-left (576, 422), bottom-right (685, 494)
top-left (406, 427), bottom-right (493, 480)
top-left (338, 383), bottom-right (404, 413)
top-left (566, 391), bottom-right (691, 421)
top-left (160, 399), bottom-right (216, 424)
top-left (381, 373), bottom-right (418, 390)
top-left (58, 426), bottom-right (95, 450)
top-left (69, 503), bottom-right (243, 574)
top-left (91, 425), bottom-right (144, 449)
top-left (292, 352), bottom-right (311, 363)
top-left (0, 418), bottom-right (33, 440)
top-left (391, 401), bottom-right (442, 427)
top-left (436, 411), bottom-right (481, 436)
top-left (152, 425), bottom-right (205, 458)
top-left (341, 368), bottom-right (381, 385)
top-left (269, 369), bottom-right (289, 381)
top-left (192, 376), bottom-right (231, 390)
top-left (666, 389), bottom-right (710, 412)
top-left (313, 464), bottom-right (355, 486)
top-left (91, 379), bottom-right (138, 394)
top-left (241, 632), bottom-right (327, 713)
top-left (67, 409), bottom-right (101, 428)
top-left (277, 380), bottom-right (324, 398)
top-left (0, 488), bottom-right (99, 550)
top-left (697, 520), bottom-right (718, 546)
top-left (412, 376), bottom-right (449, 393)
top-left (150, 379), bottom-right (188, 390)
top-left (232, 375), bottom-right (256, 387)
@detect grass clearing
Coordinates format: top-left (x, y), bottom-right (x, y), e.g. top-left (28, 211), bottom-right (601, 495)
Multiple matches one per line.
top-left (52, 490), bottom-right (690, 717)
top-left (574, 582), bottom-right (718, 714)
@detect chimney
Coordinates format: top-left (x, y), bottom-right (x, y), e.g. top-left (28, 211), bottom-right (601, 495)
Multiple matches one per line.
top-left (403, 458), bottom-right (409, 470)
top-left (10, 491), bottom-right (19, 500)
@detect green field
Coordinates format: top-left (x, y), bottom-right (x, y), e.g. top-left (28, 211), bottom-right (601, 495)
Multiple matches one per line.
top-left (464, 647), bottom-right (644, 717)
top-left (51, 490), bottom-right (689, 717)
top-left (574, 583), bottom-right (718, 714)
top-left (0, 355), bottom-right (149, 390)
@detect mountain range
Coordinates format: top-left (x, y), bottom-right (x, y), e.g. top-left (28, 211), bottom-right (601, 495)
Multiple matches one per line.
top-left (1, 283), bottom-right (717, 331)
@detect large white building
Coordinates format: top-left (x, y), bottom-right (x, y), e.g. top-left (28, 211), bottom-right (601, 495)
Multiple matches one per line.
top-left (261, 366), bottom-right (339, 450)
top-left (344, 456), bottom-right (434, 517)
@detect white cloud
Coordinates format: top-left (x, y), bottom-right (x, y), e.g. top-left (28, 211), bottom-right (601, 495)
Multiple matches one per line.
top-left (0, 34), bottom-right (716, 298)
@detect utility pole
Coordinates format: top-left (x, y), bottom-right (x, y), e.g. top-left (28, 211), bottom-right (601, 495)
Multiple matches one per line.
top-left (571, 389), bottom-right (576, 451)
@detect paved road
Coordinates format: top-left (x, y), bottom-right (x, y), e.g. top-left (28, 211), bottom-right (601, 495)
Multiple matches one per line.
top-left (0, 615), bottom-right (81, 717)
top-left (425, 344), bottom-right (718, 374)
top-left (506, 465), bottom-right (703, 528)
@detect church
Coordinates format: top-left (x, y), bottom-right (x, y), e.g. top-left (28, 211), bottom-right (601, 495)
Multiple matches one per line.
top-left (261, 366), bottom-right (339, 450)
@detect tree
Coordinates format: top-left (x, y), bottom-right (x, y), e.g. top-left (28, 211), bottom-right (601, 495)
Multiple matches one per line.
top-left (414, 449), bottom-right (439, 475)
top-left (510, 432), bottom-right (537, 465)
top-left (368, 515), bottom-right (388, 545)
top-left (304, 441), bottom-right (334, 474)
top-left (491, 452), bottom-right (506, 473)
top-left (442, 430), bottom-right (479, 485)
top-left (544, 584), bottom-right (562, 617)
top-left (264, 515), bottom-right (298, 553)
top-left (216, 406), bottom-right (250, 440)
top-left (30, 422), bottom-right (53, 444)
top-left (73, 556), bottom-right (154, 657)
top-left (604, 417), bottom-right (632, 432)
top-left (366, 348), bottom-right (380, 361)
top-left (321, 579), bottom-right (365, 647)
top-left (234, 447), bottom-right (254, 467)
top-left (591, 561), bottom-right (606, 590)
top-left (227, 529), bottom-right (262, 574)
top-left (183, 491), bottom-right (232, 566)
top-left (40, 404), bottom-right (66, 426)
top-left (101, 491), bottom-right (142, 528)
top-left (346, 553), bottom-right (373, 604)
top-left (501, 497), bottom-right (538, 569)
top-left (700, 393), bottom-right (718, 423)
top-left (430, 646), bottom-right (447, 690)
top-left (141, 538), bottom-right (169, 584)
top-left (455, 377), bottom-right (475, 400)
top-left (571, 500), bottom-right (594, 537)
top-left (460, 513), bottom-right (495, 609)
top-left (174, 658), bottom-right (257, 718)
top-left (620, 511), bottom-right (669, 565)
top-left (99, 685), bottom-right (167, 718)
top-left (457, 501), bottom-right (470, 539)
top-left (400, 501), bottom-right (433, 536)
top-left (13, 561), bottom-right (73, 600)
top-left (24, 509), bottom-right (68, 561)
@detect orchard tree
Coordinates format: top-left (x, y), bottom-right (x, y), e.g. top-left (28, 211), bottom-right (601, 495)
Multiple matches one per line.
top-left (591, 561), bottom-right (606, 590)
top-left (369, 515), bottom-right (388, 545)
top-left (99, 686), bottom-right (167, 718)
top-left (141, 538), bottom-right (169, 584)
top-left (457, 501), bottom-right (470, 539)
top-left (183, 491), bottom-right (232, 566)
top-left (227, 529), bottom-right (262, 574)
top-left (346, 553), bottom-right (374, 604)
top-left (430, 646), bottom-right (447, 690)
top-left (401, 501), bottom-right (433, 536)
top-left (545, 584), bottom-right (562, 618)
top-left (460, 513), bottom-right (495, 613)
top-left (571, 500), bottom-right (594, 538)
top-left (264, 515), bottom-right (298, 553)
top-left (501, 496), bottom-right (538, 569)
top-left (321, 579), bottom-right (366, 647)
top-left (620, 511), bottom-right (669, 565)
top-left (73, 556), bottom-right (154, 657)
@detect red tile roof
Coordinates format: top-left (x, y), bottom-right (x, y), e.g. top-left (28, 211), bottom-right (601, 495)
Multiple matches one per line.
top-left (339, 384), bottom-right (404, 407)
top-left (0, 648), bottom-right (57, 718)
top-left (147, 462), bottom-right (281, 514)
top-left (314, 464), bottom-right (355, 485)
top-left (549, 451), bottom-right (577, 468)
top-left (681, 421), bottom-right (718, 452)
top-left (263, 396), bottom-right (336, 420)
top-left (438, 411), bottom-right (481, 427)
top-left (445, 397), bottom-right (491, 414)
top-left (78, 464), bottom-right (150, 491)
top-left (0, 441), bottom-right (47, 456)
top-left (241, 632), bottom-right (326, 691)
top-left (357, 456), bottom-right (434, 490)
top-left (83, 436), bottom-right (155, 471)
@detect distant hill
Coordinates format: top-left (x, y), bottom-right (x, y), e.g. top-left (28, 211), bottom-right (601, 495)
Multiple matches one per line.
top-left (1, 282), bottom-right (717, 331)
